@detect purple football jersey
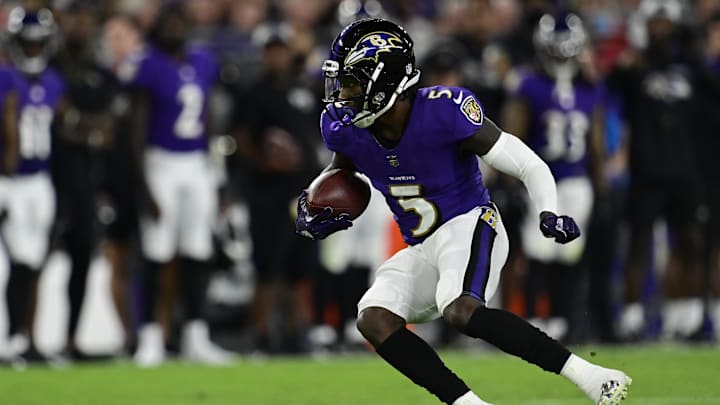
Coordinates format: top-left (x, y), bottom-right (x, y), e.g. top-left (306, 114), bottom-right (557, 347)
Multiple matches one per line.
top-left (14, 67), bottom-right (66, 175)
top-left (513, 71), bottom-right (603, 179)
top-left (321, 86), bottom-right (490, 245)
top-left (0, 67), bottom-right (15, 160)
top-left (125, 46), bottom-right (217, 152)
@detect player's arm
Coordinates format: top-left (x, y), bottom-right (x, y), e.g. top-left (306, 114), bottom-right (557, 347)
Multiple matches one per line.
top-left (128, 89), bottom-right (159, 218)
top-left (1, 90), bottom-right (19, 175)
top-left (321, 150), bottom-right (357, 173)
top-left (459, 119), bottom-right (580, 243)
top-left (499, 96), bottom-right (529, 141)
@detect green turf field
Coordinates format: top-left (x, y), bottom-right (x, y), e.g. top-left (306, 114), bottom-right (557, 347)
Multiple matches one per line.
top-left (1, 344), bottom-right (718, 404)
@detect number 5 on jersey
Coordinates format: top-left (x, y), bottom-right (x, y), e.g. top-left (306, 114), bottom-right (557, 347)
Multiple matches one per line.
top-left (389, 184), bottom-right (438, 238)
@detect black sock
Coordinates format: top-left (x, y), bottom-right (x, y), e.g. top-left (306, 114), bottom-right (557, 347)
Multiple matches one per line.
top-left (376, 327), bottom-right (470, 404)
top-left (465, 306), bottom-right (570, 373)
top-left (6, 262), bottom-right (39, 336)
top-left (67, 247), bottom-right (92, 340)
top-left (180, 258), bottom-right (210, 320)
top-left (140, 259), bottom-right (162, 324)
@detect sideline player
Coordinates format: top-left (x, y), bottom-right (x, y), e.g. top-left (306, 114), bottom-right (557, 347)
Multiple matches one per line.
top-left (296, 18), bottom-right (631, 405)
top-left (501, 12), bottom-right (606, 342)
top-left (120, 4), bottom-right (234, 366)
top-left (1, 7), bottom-right (64, 366)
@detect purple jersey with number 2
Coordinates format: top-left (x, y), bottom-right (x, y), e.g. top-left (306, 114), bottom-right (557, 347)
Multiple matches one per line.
top-left (321, 86), bottom-right (491, 245)
top-left (125, 46), bottom-right (217, 152)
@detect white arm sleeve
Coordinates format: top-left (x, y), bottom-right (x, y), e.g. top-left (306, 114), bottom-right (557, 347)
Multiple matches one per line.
top-left (480, 131), bottom-right (558, 215)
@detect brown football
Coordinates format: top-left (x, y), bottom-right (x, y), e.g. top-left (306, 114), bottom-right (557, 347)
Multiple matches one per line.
top-left (306, 168), bottom-right (371, 220)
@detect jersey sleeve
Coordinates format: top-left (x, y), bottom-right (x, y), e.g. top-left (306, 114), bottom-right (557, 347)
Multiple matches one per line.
top-left (507, 69), bottom-right (532, 98)
top-left (0, 68), bottom-right (14, 94)
top-left (117, 50), bottom-right (153, 90)
top-left (452, 91), bottom-right (485, 140)
top-left (320, 106), bottom-right (354, 152)
top-left (192, 47), bottom-right (219, 84)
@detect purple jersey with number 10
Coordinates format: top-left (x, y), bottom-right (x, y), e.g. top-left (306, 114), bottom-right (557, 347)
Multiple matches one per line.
top-left (321, 86), bottom-right (491, 245)
top-left (14, 67), bottom-right (65, 175)
top-left (512, 71), bottom-right (603, 180)
top-left (125, 46), bottom-right (217, 152)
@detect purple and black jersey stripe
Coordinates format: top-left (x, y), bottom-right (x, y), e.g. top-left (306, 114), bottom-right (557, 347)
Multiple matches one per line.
top-left (462, 205), bottom-right (498, 303)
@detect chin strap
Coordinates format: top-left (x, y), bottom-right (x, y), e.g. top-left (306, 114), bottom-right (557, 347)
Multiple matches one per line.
top-left (353, 67), bottom-right (421, 128)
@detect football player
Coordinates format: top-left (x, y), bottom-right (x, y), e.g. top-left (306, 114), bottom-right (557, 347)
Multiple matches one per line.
top-left (120, 3), bottom-right (234, 366)
top-left (296, 18), bottom-right (630, 405)
top-left (0, 64), bottom-right (18, 217)
top-left (1, 6), bottom-right (65, 366)
top-left (501, 12), bottom-right (606, 342)
top-left (52, 1), bottom-right (123, 361)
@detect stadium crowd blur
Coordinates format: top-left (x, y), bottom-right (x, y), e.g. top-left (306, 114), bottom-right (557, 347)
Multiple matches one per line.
top-left (0, 0), bottom-right (719, 367)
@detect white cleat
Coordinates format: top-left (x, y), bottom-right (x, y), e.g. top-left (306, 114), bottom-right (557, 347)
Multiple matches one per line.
top-left (133, 324), bottom-right (166, 368)
top-left (452, 391), bottom-right (494, 405)
top-left (583, 368), bottom-right (632, 405)
top-left (597, 375), bottom-right (632, 405)
top-left (181, 320), bottom-right (237, 366)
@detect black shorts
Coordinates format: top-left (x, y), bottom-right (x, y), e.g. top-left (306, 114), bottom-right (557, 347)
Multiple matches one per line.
top-left (248, 195), bottom-right (318, 284)
top-left (103, 182), bottom-right (139, 242)
top-left (627, 177), bottom-right (701, 231)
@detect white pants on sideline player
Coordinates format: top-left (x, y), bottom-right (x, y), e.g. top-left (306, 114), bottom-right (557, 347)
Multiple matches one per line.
top-left (0, 176), bottom-right (9, 209)
top-left (2, 172), bottom-right (55, 269)
top-left (521, 176), bottom-right (593, 265)
top-left (141, 148), bottom-right (218, 262)
top-left (358, 205), bottom-right (510, 324)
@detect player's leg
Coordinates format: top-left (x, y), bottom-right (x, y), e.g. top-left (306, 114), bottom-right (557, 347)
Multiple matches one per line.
top-left (177, 158), bottom-right (235, 364)
top-left (2, 174), bottom-right (56, 364)
top-left (356, 246), bottom-right (492, 405)
top-left (520, 195), bottom-right (555, 328)
top-left (104, 191), bottom-right (140, 355)
top-left (553, 178), bottom-right (594, 343)
top-left (135, 157), bottom-right (179, 367)
top-left (247, 192), bottom-right (292, 353)
top-left (105, 238), bottom-right (136, 353)
top-left (688, 186), bottom-right (720, 340)
top-left (437, 206), bottom-right (630, 404)
top-left (664, 182), bottom-right (706, 338)
top-left (63, 190), bottom-right (95, 358)
top-left (625, 181), bottom-right (665, 336)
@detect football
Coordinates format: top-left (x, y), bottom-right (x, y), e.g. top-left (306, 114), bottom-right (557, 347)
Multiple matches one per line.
top-left (306, 168), bottom-right (371, 220)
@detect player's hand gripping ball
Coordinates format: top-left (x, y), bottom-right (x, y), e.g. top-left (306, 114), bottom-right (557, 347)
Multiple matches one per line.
top-left (539, 212), bottom-right (580, 244)
top-left (295, 169), bottom-right (371, 240)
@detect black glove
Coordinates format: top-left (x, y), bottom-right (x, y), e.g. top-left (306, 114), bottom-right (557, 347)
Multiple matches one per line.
top-left (295, 190), bottom-right (353, 240)
top-left (539, 211), bottom-right (580, 244)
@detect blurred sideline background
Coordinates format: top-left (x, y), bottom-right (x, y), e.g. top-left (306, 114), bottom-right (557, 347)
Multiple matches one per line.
top-left (0, 0), bottom-right (718, 368)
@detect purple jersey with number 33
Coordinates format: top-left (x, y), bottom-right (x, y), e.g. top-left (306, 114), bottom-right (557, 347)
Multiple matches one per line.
top-left (321, 86), bottom-right (491, 245)
top-left (125, 47), bottom-right (217, 152)
top-left (512, 71), bottom-right (603, 179)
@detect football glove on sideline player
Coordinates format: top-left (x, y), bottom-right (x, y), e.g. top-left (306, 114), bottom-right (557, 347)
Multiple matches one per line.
top-left (295, 190), bottom-right (353, 240)
top-left (539, 211), bottom-right (580, 244)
